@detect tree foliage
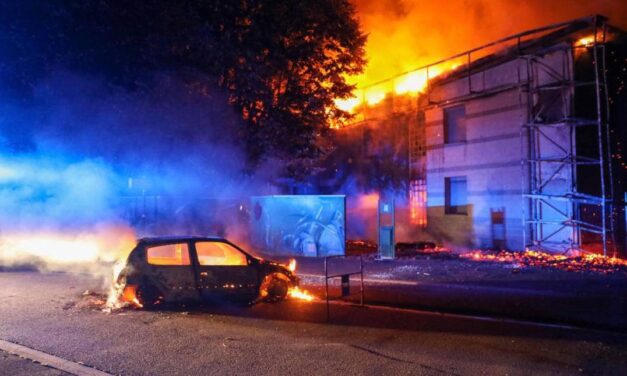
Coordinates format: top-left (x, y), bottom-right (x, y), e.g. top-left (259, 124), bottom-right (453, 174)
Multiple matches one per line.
top-left (0, 1), bottom-right (366, 173)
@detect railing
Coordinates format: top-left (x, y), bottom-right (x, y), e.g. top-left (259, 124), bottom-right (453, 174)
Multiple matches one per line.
top-left (324, 255), bottom-right (364, 321)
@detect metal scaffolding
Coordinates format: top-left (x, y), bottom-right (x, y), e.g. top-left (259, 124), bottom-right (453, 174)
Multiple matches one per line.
top-left (408, 111), bottom-right (427, 226)
top-left (521, 17), bottom-right (615, 255)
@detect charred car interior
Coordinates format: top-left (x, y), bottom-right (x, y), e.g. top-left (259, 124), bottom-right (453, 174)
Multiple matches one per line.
top-left (117, 236), bottom-right (298, 308)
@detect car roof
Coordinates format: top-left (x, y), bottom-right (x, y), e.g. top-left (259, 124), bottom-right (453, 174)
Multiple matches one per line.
top-left (137, 235), bottom-right (227, 245)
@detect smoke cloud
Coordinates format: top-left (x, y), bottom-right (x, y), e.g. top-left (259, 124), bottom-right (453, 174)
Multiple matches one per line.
top-left (0, 69), bottom-right (277, 287)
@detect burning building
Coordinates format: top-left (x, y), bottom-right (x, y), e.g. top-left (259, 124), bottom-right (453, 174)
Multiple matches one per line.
top-left (320, 15), bottom-right (626, 256)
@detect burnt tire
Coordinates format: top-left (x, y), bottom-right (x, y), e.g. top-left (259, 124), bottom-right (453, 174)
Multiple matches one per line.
top-left (263, 276), bottom-right (289, 302)
top-left (135, 284), bottom-right (163, 309)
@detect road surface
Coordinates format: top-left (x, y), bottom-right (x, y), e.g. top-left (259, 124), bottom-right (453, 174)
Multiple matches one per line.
top-left (0, 271), bottom-right (625, 375)
top-left (295, 255), bottom-right (627, 330)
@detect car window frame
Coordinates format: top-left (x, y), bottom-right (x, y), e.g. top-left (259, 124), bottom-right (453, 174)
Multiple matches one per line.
top-left (144, 241), bottom-right (194, 267)
top-left (191, 240), bottom-right (253, 267)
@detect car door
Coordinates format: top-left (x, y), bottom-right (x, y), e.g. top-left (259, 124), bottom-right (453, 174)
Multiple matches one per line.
top-left (192, 240), bottom-right (258, 301)
top-left (144, 242), bottom-right (199, 302)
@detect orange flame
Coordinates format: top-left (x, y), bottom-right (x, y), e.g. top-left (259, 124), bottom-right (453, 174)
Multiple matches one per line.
top-left (0, 226), bottom-right (135, 265)
top-left (120, 284), bottom-right (143, 308)
top-left (288, 286), bottom-right (315, 301)
top-left (0, 226), bottom-right (137, 312)
top-left (335, 64), bottom-right (455, 115)
top-left (334, 1), bottom-right (627, 120)
top-left (577, 36), bottom-right (595, 47)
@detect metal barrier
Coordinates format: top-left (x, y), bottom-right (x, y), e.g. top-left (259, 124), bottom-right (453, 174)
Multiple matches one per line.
top-left (324, 255), bottom-right (364, 321)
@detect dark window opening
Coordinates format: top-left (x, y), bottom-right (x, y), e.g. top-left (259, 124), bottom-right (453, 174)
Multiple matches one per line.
top-left (445, 176), bottom-right (467, 215)
top-left (444, 105), bottom-right (466, 144)
top-left (491, 208), bottom-right (506, 249)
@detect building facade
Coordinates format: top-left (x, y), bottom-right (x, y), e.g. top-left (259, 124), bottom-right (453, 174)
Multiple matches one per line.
top-left (329, 16), bottom-right (625, 254)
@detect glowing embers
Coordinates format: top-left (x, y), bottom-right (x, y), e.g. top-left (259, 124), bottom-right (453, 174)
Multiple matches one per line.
top-left (288, 286), bottom-right (315, 302)
top-left (460, 249), bottom-right (627, 274)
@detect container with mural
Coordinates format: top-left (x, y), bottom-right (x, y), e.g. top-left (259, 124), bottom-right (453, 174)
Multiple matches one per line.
top-left (250, 195), bottom-right (346, 257)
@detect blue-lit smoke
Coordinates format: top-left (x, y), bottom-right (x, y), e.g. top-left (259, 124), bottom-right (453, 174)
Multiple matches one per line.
top-left (0, 70), bottom-right (277, 263)
top-left (0, 156), bottom-right (118, 231)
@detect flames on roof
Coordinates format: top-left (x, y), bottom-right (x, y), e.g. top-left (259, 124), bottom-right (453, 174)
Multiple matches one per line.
top-left (333, 15), bottom-right (621, 124)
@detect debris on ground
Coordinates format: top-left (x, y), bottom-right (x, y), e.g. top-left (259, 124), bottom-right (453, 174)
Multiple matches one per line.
top-left (459, 250), bottom-right (627, 275)
top-left (346, 240), bottom-right (378, 255)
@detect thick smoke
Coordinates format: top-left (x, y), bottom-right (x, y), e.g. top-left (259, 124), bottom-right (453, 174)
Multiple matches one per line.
top-left (352, 0), bottom-right (627, 87)
top-left (0, 70), bottom-right (276, 286)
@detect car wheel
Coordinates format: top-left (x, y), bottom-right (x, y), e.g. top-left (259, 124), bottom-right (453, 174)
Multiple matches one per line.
top-left (136, 284), bottom-right (163, 309)
top-left (260, 274), bottom-right (289, 303)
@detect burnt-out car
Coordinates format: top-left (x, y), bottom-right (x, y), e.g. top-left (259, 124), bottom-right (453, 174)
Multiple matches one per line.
top-left (117, 236), bottom-right (298, 308)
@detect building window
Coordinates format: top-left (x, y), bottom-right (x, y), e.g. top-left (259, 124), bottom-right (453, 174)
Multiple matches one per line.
top-left (445, 176), bottom-right (467, 215)
top-left (410, 178), bottom-right (427, 226)
top-left (444, 105), bottom-right (466, 143)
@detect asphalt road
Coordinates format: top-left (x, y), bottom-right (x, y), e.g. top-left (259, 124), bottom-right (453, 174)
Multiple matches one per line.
top-left (295, 256), bottom-right (627, 330)
top-left (0, 271), bottom-right (626, 375)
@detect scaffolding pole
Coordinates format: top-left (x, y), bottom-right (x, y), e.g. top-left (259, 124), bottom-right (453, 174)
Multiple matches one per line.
top-left (521, 17), bottom-right (615, 255)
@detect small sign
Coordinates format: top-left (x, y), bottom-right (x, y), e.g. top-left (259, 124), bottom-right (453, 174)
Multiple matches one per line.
top-left (341, 274), bottom-right (350, 297)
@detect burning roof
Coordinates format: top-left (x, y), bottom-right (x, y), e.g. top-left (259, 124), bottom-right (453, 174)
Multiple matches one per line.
top-left (335, 15), bottom-right (625, 122)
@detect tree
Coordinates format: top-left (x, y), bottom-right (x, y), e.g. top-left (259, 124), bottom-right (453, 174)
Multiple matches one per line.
top-left (0, 0), bottom-right (366, 174)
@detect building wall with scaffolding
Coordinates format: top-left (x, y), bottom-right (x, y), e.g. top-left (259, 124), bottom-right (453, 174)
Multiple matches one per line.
top-left (331, 16), bottom-right (625, 255)
top-left (418, 45), bottom-right (583, 250)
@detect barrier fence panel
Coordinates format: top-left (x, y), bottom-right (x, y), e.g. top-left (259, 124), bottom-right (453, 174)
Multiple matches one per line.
top-left (324, 255), bottom-right (364, 321)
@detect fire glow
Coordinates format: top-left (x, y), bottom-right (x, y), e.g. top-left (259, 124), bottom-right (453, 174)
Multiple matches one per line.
top-left (2, 235), bottom-right (101, 264)
top-left (284, 258), bottom-right (316, 302)
top-left (288, 286), bottom-right (315, 302)
top-left (334, 64), bottom-right (453, 113)
top-left (460, 250), bottom-right (627, 274)
top-left (123, 285), bottom-right (143, 308)
top-left (0, 227), bottom-right (136, 267)
top-left (0, 226), bottom-right (137, 313)
top-left (334, 31), bottom-right (599, 116)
